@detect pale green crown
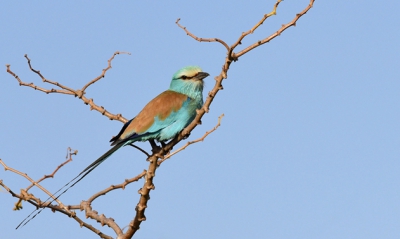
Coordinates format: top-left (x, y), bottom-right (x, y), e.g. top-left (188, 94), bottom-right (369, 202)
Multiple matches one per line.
top-left (169, 66), bottom-right (205, 100)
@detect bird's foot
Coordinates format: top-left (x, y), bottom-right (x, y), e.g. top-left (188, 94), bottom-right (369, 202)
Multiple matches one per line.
top-left (160, 141), bottom-right (166, 148)
top-left (149, 139), bottom-right (161, 154)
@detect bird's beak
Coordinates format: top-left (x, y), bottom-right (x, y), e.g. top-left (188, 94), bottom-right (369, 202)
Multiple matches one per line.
top-left (196, 72), bottom-right (209, 80)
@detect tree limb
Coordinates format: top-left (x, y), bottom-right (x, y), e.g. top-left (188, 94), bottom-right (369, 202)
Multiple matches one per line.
top-left (6, 52), bottom-right (130, 123)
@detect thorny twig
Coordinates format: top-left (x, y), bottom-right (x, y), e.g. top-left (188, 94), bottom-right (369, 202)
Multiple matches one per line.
top-left (159, 114), bottom-right (224, 165)
top-left (6, 52), bottom-right (130, 123)
top-left (175, 19), bottom-right (230, 51)
top-left (1, 158), bottom-right (146, 238)
top-left (0, 159), bottom-right (70, 212)
top-left (12, 148), bottom-right (77, 210)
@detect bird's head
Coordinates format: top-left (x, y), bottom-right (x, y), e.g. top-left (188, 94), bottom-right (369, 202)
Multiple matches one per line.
top-left (169, 66), bottom-right (209, 98)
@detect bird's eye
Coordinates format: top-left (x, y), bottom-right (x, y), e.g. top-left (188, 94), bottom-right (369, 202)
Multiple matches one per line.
top-left (181, 75), bottom-right (187, 79)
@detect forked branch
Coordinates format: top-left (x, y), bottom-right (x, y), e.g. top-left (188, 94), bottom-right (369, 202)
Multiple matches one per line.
top-left (6, 52), bottom-right (130, 123)
top-left (176, 19), bottom-right (230, 51)
top-left (11, 148), bottom-right (77, 210)
top-left (1, 154), bottom-right (147, 238)
top-left (0, 159), bottom-right (70, 212)
top-left (176, 0), bottom-right (315, 60)
top-left (159, 114), bottom-right (224, 165)
top-left (236, 0), bottom-right (315, 58)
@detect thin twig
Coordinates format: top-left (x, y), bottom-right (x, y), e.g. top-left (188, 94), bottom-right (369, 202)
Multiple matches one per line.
top-left (25, 54), bottom-right (77, 93)
top-left (176, 19), bottom-right (230, 51)
top-left (25, 147), bottom-right (77, 192)
top-left (236, 0), bottom-right (315, 58)
top-left (6, 64), bottom-right (73, 95)
top-left (2, 171), bottom-right (116, 238)
top-left (81, 51), bottom-right (131, 92)
top-left (0, 159), bottom-right (69, 211)
top-left (6, 52), bottom-right (129, 123)
top-left (11, 148), bottom-right (78, 210)
top-left (87, 170), bottom-right (146, 203)
top-left (159, 114), bottom-right (224, 165)
top-left (229, 0), bottom-right (283, 58)
top-left (250, 0), bottom-right (282, 33)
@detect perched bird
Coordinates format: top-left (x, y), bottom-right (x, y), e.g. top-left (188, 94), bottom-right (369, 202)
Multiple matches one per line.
top-left (82, 65), bottom-right (209, 174)
top-left (16, 66), bottom-right (209, 229)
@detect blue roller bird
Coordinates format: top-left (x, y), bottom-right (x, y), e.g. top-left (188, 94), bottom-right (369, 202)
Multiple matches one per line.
top-left (81, 66), bottom-right (209, 174)
top-left (73, 66), bottom-right (209, 184)
top-left (17, 66), bottom-right (209, 228)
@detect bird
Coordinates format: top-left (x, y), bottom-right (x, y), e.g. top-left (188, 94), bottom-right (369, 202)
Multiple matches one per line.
top-left (82, 65), bottom-right (209, 174)
top-left (16, 66), bottom-right (209, 229)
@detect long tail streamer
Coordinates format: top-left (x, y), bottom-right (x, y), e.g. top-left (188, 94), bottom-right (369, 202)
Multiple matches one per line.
top-left (16, 143), bottom-right (124, 229)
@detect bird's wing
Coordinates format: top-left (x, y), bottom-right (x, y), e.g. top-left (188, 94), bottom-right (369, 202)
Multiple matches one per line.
top-left (110, 90), bottom-right (191, 145)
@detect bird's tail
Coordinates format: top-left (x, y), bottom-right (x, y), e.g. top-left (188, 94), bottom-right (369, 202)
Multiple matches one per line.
top-left (16, 142), bottom-right (125, 229)
top-left (80, 142), bottom-right (124, 174)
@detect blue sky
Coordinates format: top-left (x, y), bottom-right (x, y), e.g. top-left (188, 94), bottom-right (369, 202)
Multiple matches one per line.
top-left (1, 1), bottom-right (399, 239)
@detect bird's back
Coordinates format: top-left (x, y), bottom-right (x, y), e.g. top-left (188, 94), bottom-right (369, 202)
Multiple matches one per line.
top-left (110, 90), bottom-right (201, 144)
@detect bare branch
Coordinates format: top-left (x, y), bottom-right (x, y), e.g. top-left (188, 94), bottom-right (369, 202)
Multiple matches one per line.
top-left (6, 64), bottom-right (74, 95)
top-left (230, 0), bottom-right (283, 56)
top-left (0, 158), bottom-right (125, 238)
top-left (159, 114), bottom-right (224, 165)
top-left (79, 201), bottom-right (122, 238)
top-left (176, 18), bottom-right (230, 51)
top-left (0, 181), bottom-right (39, 210)
top-left (87, 170), bottom-right (146, 203)
top-left (123, 154), bottom-right (158, 238)
top-left (122, 112), bottom-right (226, 236)
top-left (6, 52), bottom-right (129, 123)
top-left (25, 147), bottom-right (77, 192)
top-left (10, 148), bottom-right (77, 211)
top-left (25, 54), bottom-right (78, 93)
top-left (235, 0), bottom-right (315, 58)
top-left (0, 159), bottom-right (69, 211)
top-left (250, 0), bottom-right (282, 33)
top-left (70, 213), bottom-right (114, 239)
top-left (81, 51), bottom-right (131, 92)
top-left (76, 171), bottom-right (147, 238)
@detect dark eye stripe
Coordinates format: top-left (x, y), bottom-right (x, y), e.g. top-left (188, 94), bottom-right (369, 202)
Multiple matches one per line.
top-left (181, 75), bottom-right (194, 80)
